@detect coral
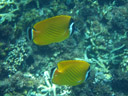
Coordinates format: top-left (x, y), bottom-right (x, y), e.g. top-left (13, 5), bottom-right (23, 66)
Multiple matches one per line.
top-left (0, 0), bottom-right (14, 9)
top-left (37, 71), bottom-right (57, 96)
top-left (111, 66), bottom-right (128, 95)
top-left (0, 71), bottom-right (41, 96)
top-left (2, 37), bottom-right (30, 74)
top-left (0, 42), bottom-right (8, 59)
top-left (0, 0), bottom-right (19, 24)
top-left (26, 71), bottom-right (71, 96)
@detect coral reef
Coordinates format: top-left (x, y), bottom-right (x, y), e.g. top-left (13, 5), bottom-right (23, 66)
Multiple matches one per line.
top-left (0, 0), bottom-right (128, 96)
top-left (1, 38), bottom-right (30, 74)
top-left (0, 0), bottom-right (18, 24)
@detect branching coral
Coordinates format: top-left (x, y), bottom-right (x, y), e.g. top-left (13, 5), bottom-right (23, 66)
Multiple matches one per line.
top-left (0, 0), bottom-right (14, 9)
top-left (38, 71), bottom-right (57, 96)
top-left (0, 0), bottom-right (19, 24)
top-left (37, 71), bottom-right (71, 96)
top-left (26, 71), bottom-right (71, 96)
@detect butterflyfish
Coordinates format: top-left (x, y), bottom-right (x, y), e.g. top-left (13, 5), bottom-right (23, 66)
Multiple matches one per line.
top-left (27, 15), bottom-right (74, 45)
top-left (51, 60), bottom-right (90, 86)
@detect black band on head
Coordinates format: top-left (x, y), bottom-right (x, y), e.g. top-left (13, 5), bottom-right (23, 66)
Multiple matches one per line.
top-left (50, 67), bottom-right (56, 79)
top-left (85, 66), bottom-right (90, 80)
top-left (27, 27), bottom-right (33, 41)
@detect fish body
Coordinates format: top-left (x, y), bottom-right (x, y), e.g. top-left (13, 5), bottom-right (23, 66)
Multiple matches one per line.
top-left (27, 15), bottom-right (74, 45)
top-left (52, 60), bottom-right (90, 86)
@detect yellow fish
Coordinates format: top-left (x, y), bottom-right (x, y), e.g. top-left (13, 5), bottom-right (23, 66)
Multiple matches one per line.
top-left (27, 15), bottom-right (74, 45)
top-left (52, 60), bottom-right (90, 86)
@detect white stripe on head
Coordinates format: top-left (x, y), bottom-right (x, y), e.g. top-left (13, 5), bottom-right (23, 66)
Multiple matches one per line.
top-left (85, 69), bottom-right (90, 80)
top-left (31, 29), bottom-right (34, 40)
top-left (51, 68), bottom-right (57, 79)
top-left (69, 22), bottom-right (74, 35)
